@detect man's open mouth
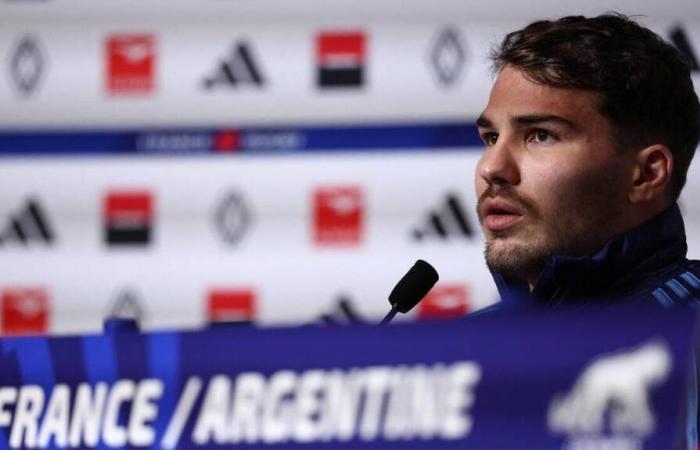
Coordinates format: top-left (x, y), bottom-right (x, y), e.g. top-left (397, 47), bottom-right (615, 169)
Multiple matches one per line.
top-left (481, 199), bottom-right (524, 232)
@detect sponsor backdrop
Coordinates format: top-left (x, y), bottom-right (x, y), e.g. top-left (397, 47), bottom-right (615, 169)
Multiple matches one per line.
top-left (0, 1), bottom-right (698, 334)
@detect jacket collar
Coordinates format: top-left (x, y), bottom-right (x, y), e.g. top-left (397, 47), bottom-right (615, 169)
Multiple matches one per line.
top-left (492, 203), bottom-right (688, 308)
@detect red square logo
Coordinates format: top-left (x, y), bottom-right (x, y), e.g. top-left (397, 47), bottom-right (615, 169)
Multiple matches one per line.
top-left (316, 32), bottom-right (366, 88)
top-left (313, 186), bottom-right (364, 245)
top-left (104, 191), bottom-right (153, 245)
top-left (418, 284), bottom-right (470, 320)
top-left (2, 288), bottom-right (49, 335)
top-left (207, 289), bottom-right (256, 322)
top-left (106, 34), bottom-right (156, 94)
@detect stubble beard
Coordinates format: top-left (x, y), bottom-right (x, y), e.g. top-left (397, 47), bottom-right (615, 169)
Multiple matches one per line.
top-left (480, 198), bottom-right (553, 282)
top-left (478, 173), bottom-right (624, 283)
top-left (484, 229), bottom-right (551, 282)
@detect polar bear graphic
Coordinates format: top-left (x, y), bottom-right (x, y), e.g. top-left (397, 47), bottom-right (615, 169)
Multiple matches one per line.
top-left (548, 340), bottom-right (671, 435)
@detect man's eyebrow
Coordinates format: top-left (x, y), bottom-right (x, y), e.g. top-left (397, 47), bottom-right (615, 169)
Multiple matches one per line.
top-left (476, 115), bottom-right (492, 128)
top-left (513, 114), bottom-right (575, 128)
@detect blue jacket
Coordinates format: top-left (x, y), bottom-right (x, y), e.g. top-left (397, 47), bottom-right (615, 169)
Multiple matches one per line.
top-left (487, 203), bottom-right (700, 311)
top-left (480, 202), bottom-right (700, 447)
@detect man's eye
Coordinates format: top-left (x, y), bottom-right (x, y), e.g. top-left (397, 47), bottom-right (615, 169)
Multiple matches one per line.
top-left (529, 129), bottom-right (557, 144)
top-left (482, 133), bottom-right (498, 146)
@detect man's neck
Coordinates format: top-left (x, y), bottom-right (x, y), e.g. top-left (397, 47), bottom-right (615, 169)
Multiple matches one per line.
top-left (523, 201), bottom-right (674, 292)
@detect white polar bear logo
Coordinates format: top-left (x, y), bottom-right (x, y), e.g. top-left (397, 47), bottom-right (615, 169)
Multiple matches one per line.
top-left (548, 340), bottom-right (671, 435)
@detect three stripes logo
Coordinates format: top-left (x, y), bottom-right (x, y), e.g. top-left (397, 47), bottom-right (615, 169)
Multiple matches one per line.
top-left (203, 42), bottom-right (265, 89)
top-left (0, 198), bottom-right (55, 245)
top-left (669, 26), bottom-right (699, 72)
top-left (106, 288), bottom-right (147, 323)
top-left (317, 295), bottom-right (366, 325)
top-left (412, 193), bottom-right (473, 241)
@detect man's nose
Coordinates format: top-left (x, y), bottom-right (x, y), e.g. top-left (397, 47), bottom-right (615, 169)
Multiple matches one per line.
top-left (476, 138), bottom-right (520, 187)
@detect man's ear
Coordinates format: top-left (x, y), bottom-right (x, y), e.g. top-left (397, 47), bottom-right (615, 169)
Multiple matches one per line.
top-left (628, 144), bottom-right (673, 204)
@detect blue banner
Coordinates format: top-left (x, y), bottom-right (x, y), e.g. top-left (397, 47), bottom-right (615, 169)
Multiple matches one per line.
top-left (0, 122), bottom-right (482, 156)
top-left (0, 305), bottom-right (695, 449)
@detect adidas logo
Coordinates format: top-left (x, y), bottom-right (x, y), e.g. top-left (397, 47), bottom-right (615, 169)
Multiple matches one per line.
top-left (670, 26), bottom-right (699, 72)
top-left (203, 41), bottom-right (265, 89)
top-left (317, 295), bottom-right (366, 325)
top-left (106, 288), bottom-right (146, 323)
top-left (0, 198), bottom-right (55, 245)
top-left (412, 193), bottom-right (473, 240)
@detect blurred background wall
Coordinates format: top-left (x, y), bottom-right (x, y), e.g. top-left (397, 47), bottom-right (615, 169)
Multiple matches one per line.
top-left (0, 0), bottom-right (698, 335)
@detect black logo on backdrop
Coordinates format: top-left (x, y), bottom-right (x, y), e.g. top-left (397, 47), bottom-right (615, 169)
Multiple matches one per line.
top-left (8, 35), bottom-right (46, 95)
top-left (203, 42), bottom-right (265, 89)
top-left (106, 288), bottom-right (146, 323)
top-left (213, 191), bottom-right (252, 245)
top-left (317, 295), bottom-right (366, 325)
top-left (412, 193), bottom-right (473, 240)
top-left (0, 199), bottom-right (55, 245)
top-left (429, 27), bottom-right (466, 87)
top-left (670, 26), bottom-right (699, 72)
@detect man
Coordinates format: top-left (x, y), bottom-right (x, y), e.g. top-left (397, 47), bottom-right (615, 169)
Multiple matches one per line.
top-left (475, 14), bottom-right (700, 309)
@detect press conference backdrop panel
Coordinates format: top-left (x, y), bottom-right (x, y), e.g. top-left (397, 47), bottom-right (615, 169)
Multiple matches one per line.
top-left (0, 0), bottom-right (698, 334)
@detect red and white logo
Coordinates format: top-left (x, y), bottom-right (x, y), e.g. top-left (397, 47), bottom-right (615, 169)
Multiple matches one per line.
top-left (1, 287), bottom-right (49, 335)
top-left (418, 284), bottom-right (470, 320)
top-left (313, 186), bottom-right (364, 245)
top-left (207, 289), bottom-right (256, 322)
top-left (106, 34), bottom-right (156, 95)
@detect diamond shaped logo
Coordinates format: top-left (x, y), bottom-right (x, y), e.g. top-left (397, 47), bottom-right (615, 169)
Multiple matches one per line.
top-left (429, 27), bottom-right (466, 87)
top-left (8, 35), bottom-right (45, 96)
top-left (213, 190), bottom-right (252, 246)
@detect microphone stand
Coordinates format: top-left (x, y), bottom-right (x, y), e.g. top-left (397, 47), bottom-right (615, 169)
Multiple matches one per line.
top-left (380, 304), bottom-right (399, 325)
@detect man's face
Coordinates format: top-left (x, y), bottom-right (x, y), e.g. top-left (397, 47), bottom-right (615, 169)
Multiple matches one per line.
top-left (475, 66), bottom-right (633, 283)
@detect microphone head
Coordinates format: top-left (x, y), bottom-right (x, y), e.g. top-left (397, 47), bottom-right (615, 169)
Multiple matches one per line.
top-left (388, 259), bottom-right (439, 313)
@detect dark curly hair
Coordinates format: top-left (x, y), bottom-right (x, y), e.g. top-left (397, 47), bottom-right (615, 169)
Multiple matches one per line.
top-left (492, 13), bottom-right (700, 200)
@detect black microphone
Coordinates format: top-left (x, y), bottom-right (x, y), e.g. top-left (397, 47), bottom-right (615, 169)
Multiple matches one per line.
top-left (380, 260), bottom-right (439, 325)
